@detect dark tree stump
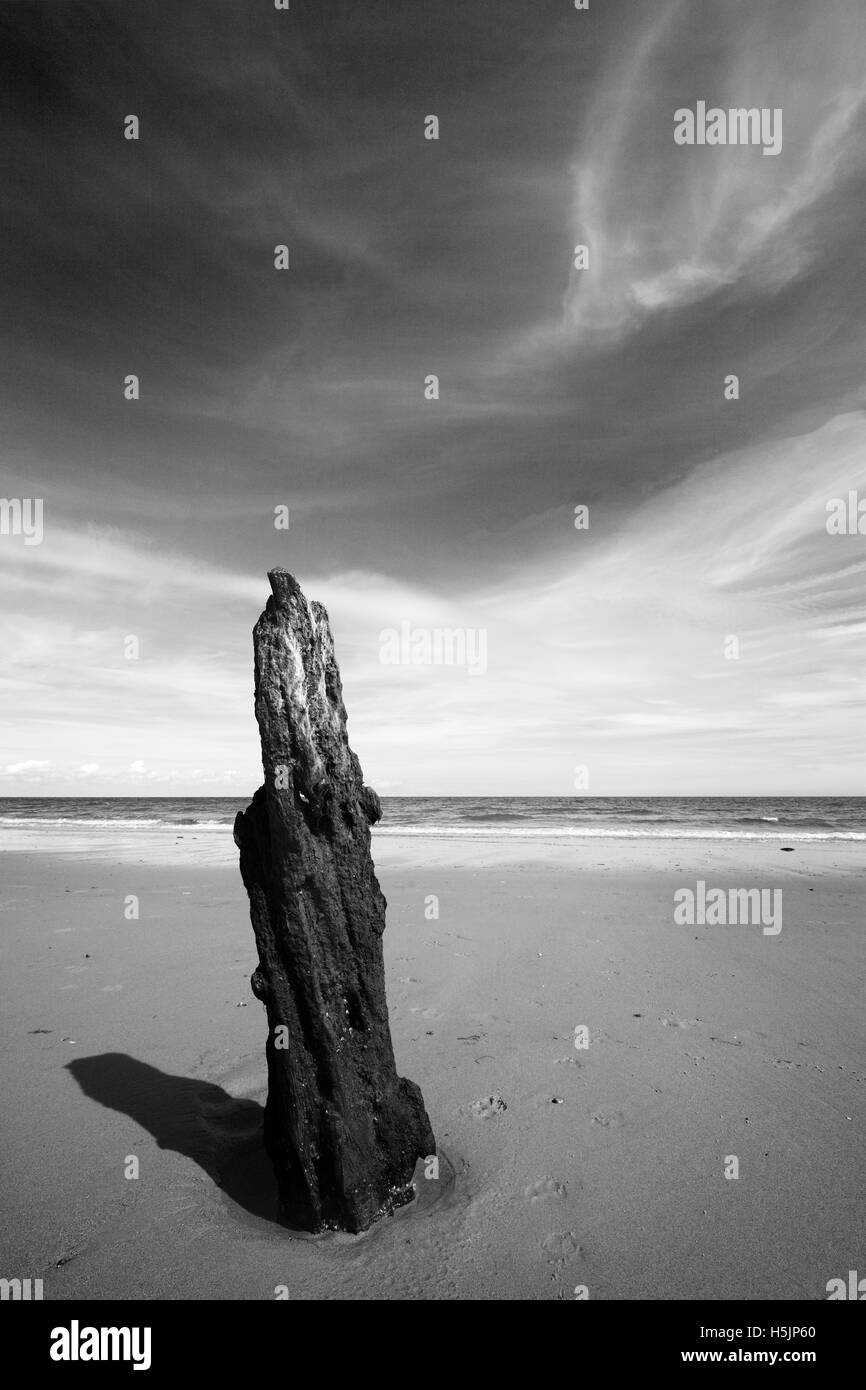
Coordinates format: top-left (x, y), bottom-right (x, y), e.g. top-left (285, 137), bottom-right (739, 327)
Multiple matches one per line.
top-left (234, 570), bottom-right (435, 1232)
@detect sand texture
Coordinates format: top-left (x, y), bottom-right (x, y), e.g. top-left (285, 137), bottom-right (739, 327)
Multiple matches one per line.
top-left (0, 834), bottom-right (863, 1300)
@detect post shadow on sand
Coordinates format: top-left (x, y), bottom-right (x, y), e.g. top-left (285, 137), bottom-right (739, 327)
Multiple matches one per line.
top-left (66, 1052), bottom-right (288, 1228)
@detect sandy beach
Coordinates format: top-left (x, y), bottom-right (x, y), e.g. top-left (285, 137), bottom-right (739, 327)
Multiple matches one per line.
top-left (1, 830), bottom-right (862, 1300)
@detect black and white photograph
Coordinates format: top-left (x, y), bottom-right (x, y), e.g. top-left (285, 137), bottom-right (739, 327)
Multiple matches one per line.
top-left (0, 0), bottom-right (864, 1339)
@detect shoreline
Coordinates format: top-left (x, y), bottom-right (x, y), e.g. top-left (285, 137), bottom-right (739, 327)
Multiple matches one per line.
top-left (2, 823), bottom-right (866, 868)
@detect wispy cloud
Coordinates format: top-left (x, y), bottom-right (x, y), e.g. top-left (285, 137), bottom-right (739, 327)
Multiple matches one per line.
top-left (514, 0), bottom-right (866, 352)
top-left (2, 411), bottom-right (864, 793)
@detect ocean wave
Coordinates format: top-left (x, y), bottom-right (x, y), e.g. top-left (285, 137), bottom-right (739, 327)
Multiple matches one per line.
top-left (374, 825), bottom-right (866, 841)
top-left (730, 814), bottom-right (837, 828)
top-left (0, 817), bottom-right (231, 830)
top-left (2, 812), bottom-right (863, 843)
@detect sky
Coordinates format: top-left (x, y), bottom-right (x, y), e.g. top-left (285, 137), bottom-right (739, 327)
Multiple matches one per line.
top-left (1, 0), bottom-right (865, 796)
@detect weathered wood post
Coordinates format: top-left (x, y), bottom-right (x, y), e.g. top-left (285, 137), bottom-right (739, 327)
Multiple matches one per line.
top-left (234, 570), bottom-right (435, 1232)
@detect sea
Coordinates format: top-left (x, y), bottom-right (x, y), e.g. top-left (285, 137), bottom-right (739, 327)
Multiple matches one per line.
top-left (1, 796), bottom-right (865, 845)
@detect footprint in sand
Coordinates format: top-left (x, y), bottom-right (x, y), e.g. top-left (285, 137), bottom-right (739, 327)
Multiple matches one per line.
top-left (591, 1107), bottom-right (626, 1128)
top-left (410, 1007), bottom-right (441, 1019)
top-left (660, 1016), bottom-right (701, 1029)
top-left (525, 1176), bottom-right (567, 1202)
top-left (553, 1056), bottom-right (582, 1067)
top-left (541, 1231), bottom-right (581, 1262)
top-left (469, 1094), bottom-right (507, 1118)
